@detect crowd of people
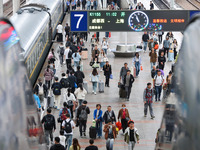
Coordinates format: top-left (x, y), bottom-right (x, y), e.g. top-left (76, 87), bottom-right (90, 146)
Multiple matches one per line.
top-left (129, 1), bottom-right (154, 10)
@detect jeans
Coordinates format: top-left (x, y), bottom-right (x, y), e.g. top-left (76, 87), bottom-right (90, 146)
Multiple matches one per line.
top-left (78, 99), bottom-right (84, 106)
top-left (87, 5), bottom-right (90, 10)
top-left (103, 48), bottom-right (108, 55)
top-left (94, 1), bottom-right (97, 10)
top-left (150, 62), bottom-right (156, 70)
top-left (164, 48), bottom-right (169, 57)
top-left (65, 134), bottom-right (73, 150)
top-left (45, 80), bottom-right (51, 90)
top-left (143, 42), bottom-right (148, 51)
top-left (155, 85), bottom-right (162, 101)
top-left (121, 118), bottom-right (128, 133)
top-left (74, 61), bottom-right (79, 71)
top-left (135, 61), bottom-right (140, 76)
top-left (144, 102), bottom-right (154, 117)
top-left (128, 141), bottom-right (136, 150)
top-left (125, 86), bottom-right (132, 99)
top-left (100, 62), bottom-right (106, 68)
top-left (105, 74), bottom-right (110, 86)
top-left (79, 120), bottom-right (87, 136)
top-left (106, 138), bottom-right (114, 150)
top-left (92, 82), bottom-right (97, 92)
top-left (54, 95), bottom-right (61, 109)
top-left (44, 130), bottom-right (53, 145)
top-left (96, 121), bottom-right (103, 137)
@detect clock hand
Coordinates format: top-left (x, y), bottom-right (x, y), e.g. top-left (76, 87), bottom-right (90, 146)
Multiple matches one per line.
top-left (136, 15), bottom-right (140, 22)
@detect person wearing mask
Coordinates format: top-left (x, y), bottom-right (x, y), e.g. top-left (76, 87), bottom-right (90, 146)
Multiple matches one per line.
top-left (143, 83), bottom-right (155, 119)
top-left (118, 104), bottom-right (130, 134)
top-left (74, 66), bottom-right (85, 86)
top-left (149, 48), bottom-right (157, 71)
top-left (69, 138), bottom-right (81, 150)
top-left (99, 49), bottom-right (107, 72)
top-left (150, 1), bottom-right (154, 10)
top-left (171, 39), bottom-right (178, 60)
top-left (42, 108), bottom-right (56, 146)
top-left (66, 88), bottom-right (76, 119)
top-left (90, 68), bottom-right (100, 95)
top-left (103, 61), bottom-right (112, 87)
top-left (93, 104), bottom-right (103, 138)
top-left (56, 22), bottom-right (63, 42)
top-left (120, 63), bottom-right (129, 83)
top-left (92, 45), bottom-right (100, 63)
top-left (50, 137), bottom-right (65, 150)
top-left (124, 121), bottom-right (139, 150)
top-left (103, 119), bottom-right (117, 150)
top-left (72, 51), bottom-right (81, 72)
top-left (77, 100), bottom-right (90, 137)
top-left (163, 36), bottom-right (170, 57)
top-left (103, 106), bottom-right (116, 124)
top-left (123, 70), bottom-right (135, 101)
top-left (64, 46), bottom-right (73, 69)
top-left (33, 90), bottom-right (41, 111)
top-left (153, 70), bottom-right (164, 101)
top-left (101, 37), bottom-right (109, 55)
top-left (158, 51), bottom-right (166, 70)
top-left (142, 32), bottom-right (149, 52)
top-left (62, 113), bottom-right (75, 150)
top-left (44, 65), bottom-right (54, 89)
top-left (132, 52), bottom-right (142, 77)
top-left (68, 72), bottom-right (77, 93)
top-left (74, 83), bottom-right (87, 106)
top-left (85, 139), bottom-right (98, 150)
top-left (51, 77), bottom-right (62, 109)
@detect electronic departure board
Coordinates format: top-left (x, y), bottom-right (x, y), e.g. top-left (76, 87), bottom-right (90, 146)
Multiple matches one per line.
top-left (70, 10), bottom-right (195, 32)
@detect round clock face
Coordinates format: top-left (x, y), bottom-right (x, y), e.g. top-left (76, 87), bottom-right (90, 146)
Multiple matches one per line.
top-left (128, 11), bottom-right (149, 31)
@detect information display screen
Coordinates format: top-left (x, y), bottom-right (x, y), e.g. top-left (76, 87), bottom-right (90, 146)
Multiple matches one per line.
top-left (88, 10), bottom-right (189, 32)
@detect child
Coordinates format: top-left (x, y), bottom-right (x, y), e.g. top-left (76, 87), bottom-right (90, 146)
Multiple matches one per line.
top-left (59, 130), bottom-right (66, 147)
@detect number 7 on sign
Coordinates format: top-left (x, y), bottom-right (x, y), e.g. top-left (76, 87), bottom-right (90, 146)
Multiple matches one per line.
top-left (74, 14), bottom-right (84, 29)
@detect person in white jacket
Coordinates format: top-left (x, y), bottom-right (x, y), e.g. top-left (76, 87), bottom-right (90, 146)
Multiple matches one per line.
top-left (74, 83), bottom-right (87, 106)
top-left (65, 88), bottom-right (76, 119)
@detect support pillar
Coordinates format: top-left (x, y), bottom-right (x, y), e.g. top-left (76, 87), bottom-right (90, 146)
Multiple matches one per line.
top-left (13, 0), bottom-right (20, 14)
top-left (0, 0), bottom-right (3, 17)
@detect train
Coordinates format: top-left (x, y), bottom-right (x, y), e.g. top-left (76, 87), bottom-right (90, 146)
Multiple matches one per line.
top-left (0, 18), bottom-right (47, 150)
top-left (10, 0), bottom-right (68, 87)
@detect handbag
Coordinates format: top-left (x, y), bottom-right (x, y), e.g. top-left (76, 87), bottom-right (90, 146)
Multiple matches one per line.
top-left (110, 74), bottom-right (113, 79)
top-left (74, 82), bottom-right (78, 88)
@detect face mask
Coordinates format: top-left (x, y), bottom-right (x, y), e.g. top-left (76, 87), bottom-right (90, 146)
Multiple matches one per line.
top-left (123, 107), bottom-right (126, 109)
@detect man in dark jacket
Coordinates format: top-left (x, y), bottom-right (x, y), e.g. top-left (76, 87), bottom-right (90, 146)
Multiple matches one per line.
top-left (74, 66), bottom-right (85, 86)
top-left (50, 137), bottom-right (65, 150)
top-left (142, 32), bottom-right (149, 52)
top-left (158, 51), bottom-right (166, 70)
top-left (77, 100), bottom-right (90, 137)
top-left (68, 72), bottom-right (77, 93)
top-left (123, 70), bottom-right (135, 101)
top-left (103, 106), bottom-right (116, 124)
top-left (41, 108), bottom-right (56, 146)
top-left (120, 63), bottom-right (129, 83)
top-left (70, 42), bottom-right (78, 53)
top-left (103, 61), bottom-right (112, 87)
top-left (51, 77), bottom-right (62, 109)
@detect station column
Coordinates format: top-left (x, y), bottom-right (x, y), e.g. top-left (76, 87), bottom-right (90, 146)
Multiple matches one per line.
top-left (0, 0), bottom-right (3, 16)
top-left (13, 0), bottom-right (20, 14)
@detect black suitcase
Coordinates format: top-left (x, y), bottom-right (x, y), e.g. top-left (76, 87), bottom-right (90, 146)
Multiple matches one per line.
top-left (89, 126), bottom-right (97, 139)
top-left (119, 87), bottom-right (126, 98)
top-left (137, 45), bottom-right (143, 49)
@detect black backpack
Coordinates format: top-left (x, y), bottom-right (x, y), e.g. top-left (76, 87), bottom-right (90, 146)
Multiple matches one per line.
top-left (44, 115), bottom-right (54, 130)
top-left (53, 83), bottom-right (61, 95)
top-left (76, 71), bottom-right (83, 80)
top-left (60, 46), bottom-right (65, 56)
top-left (67, 100), bottom-right (74, 107)
top-left (68, 50), bottom-right (72, 58)
top-left (65, 120), bottom-right (72, 133)
top-left (61, 78), bottom-right (70, 88)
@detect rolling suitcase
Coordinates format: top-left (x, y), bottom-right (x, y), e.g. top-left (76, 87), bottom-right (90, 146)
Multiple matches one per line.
top-left (81, 49), bottom-right (88, 60)
top-left (89, 126), bottom-right (97, 139)
top-left (168, 51), bottom-right (174, 62)
top-left (47, 90), bottom-right (54, 108)
top-left (83, 81), bottom-right (88, 92)
top-left (98, 80), bottom-right (104, 93)
top-left (119, 87), bottom-right (126, 98)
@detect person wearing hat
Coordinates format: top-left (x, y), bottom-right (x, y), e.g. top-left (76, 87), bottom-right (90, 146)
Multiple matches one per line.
top-left (103, 119), bottom-right (117, 150)
top-left (123, 70), bottom-right (135, 101)
top-left (103, 61), bottom-right (112, 87)
top-left (124, 121), bottom-right (139, 150)
top-left (77, 100), bottom-right (90, 137)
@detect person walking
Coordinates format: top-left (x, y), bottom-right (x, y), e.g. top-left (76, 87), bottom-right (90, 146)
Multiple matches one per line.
top-left (90, 68), bottom-right (99, 95)
top-left (142, 32), bottom-right (149, 52)
top-left (101, 37), bottom-right (109, 55)
top-left (74, 66), bottom-right (85, 86)
top-left (64, 46), bottom-right (73, 69)
top-left (66, 88), bottom-right (76, 119)
top-left (77, 100), bottom-right (90, 137)
top-left (171, 39), bottom-right (178, 60)
top-left (92, 45), bottom-right (100, 62)
top-left (163, 36), bottom-right (170, 57)
top-left (58, 43), bottom-right (65, 66)
top-left (158, 51), bottom-right (166, 70)
top-left (50, 137), bottom-right (65, 150)
top-left (99, 49), bottom-right (107, 72)
top-left (44, 65), bottom-right (54, 89)
top-left (69, 138), bottom-right (81, 150)
top-left (41, 108), bottom-right (56, 147)
top-left (62, 113), bottom-right (75, 150)
top-left (143, 83), bottom-right (155, 119)
top-left (33, 90), bottom-right (41, 111)
top-left (118, 104), bottom-right (130, 134)
top-left (56, 22), bottom-right (63, 42)
top-left (132, 52), bottom-right (142, 77)
top-left (158, 31), bottom-right (164, 44)
top-left (103, 61), bottom-right (112, 87)
top-left (103, 119), bottom-right (117, 150)
top-left (60, 73), bottom-right (69, 101)
top-left (148, 38), bottom-right (154, 51)
top-left (120, 63), bottom-right (129, 83)
top-left (51, 77), bottom-right (62, 109)
top-left (123, 70), bottom-right (135, 101)
top-left (93, 104), bottom-right (103, 138)
top-left (68, 72), bottom-right (77, 94)
top-left (124, 121), bottom-right (139, 150)
top-left (103, 106), bottom-right (116, 124)
top-left (149, 48), bottom-right (157, 70)
top-left (72, 51), bottom-right (81, 72)
top-left (153, 70), bottom-right (164, 101)
top-left (59, 130), bottom-right (66, 147)
top-left (150, 1), bottom-right (154, 10)
top-left (74, 83), bottom-right (87, 106)
top-left (85, 139), bottom-right (98, 150)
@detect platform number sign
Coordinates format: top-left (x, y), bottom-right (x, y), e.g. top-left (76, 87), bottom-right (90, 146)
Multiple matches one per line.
top-left (71, 11), bottom-right (88, 32)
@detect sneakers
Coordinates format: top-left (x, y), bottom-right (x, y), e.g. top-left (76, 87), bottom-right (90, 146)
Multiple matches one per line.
top-left (83, 132), bottom-right (86, 136)
top-left (151, 116), bottom-right (155, 119)
top-left (92, 90), bottom-right (94, 93)
top-left (144, 115), bottom-right (147, 117)
top-left (94, 92), bottom-right (97, 95)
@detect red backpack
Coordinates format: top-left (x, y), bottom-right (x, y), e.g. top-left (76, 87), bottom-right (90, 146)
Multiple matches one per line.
top-left (61, 107), bottom-right (69, 120)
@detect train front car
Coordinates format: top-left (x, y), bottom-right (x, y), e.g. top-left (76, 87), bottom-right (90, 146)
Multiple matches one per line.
top-left (0, 18), bottom-right (47, 150)
top-left (155, 15), bottom-right (200, 150)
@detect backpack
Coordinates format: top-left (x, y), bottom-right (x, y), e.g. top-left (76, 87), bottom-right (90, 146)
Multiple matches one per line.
top-left (61, 107), bottom-right (69, 120)
top-left (38, 84), bottom-right (44, 95)
top-left (64, 120), bottom-right (72, 134)
top-left (61, 78), bottom-right (70, 88)
top-left (154, 75), bottom-right (164, 84)
top-left (68, 50), bottom-right (72, 58)
top-left (60, 46), bottom-right (65, 56)
top-left (53, 83), bottom-right (61, 95)
top-left (67, 100), bottom-right (74, 107)
top-left (79, 107), bottom-right (88, 120)
top-left (44, 115), bottom-right (54, 130)
top-left (76, 71), bottom-right (83, 80)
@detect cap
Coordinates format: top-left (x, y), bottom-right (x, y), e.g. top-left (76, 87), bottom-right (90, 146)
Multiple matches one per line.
top-left (83, 100), bottom-right (87, 104)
